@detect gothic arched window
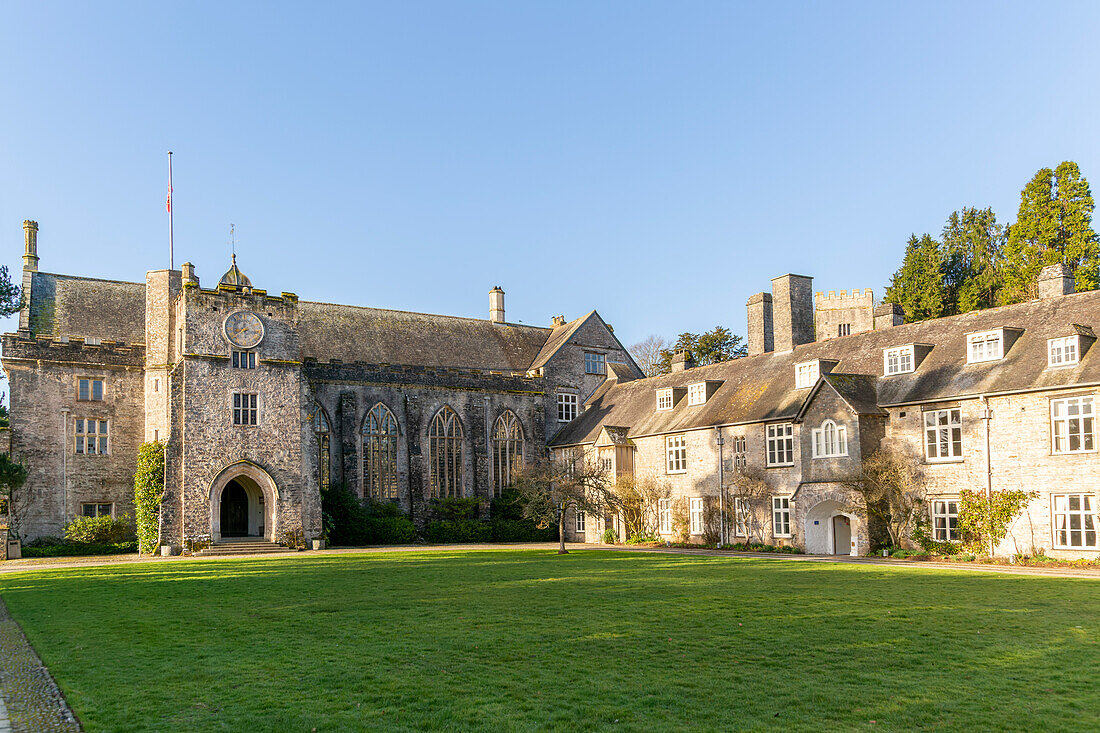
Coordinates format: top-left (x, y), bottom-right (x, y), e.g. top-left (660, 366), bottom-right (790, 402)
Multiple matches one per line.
top-left (492, 411), bottom-right (524, 495)
top-left (363, 403), bottom-right (399, 500)
top-left (812, 419), bottom-right (848, 458)
top-left (309, 403), bottom-right (331, 489)
top-left (429, 406), bottom-right (464, 498)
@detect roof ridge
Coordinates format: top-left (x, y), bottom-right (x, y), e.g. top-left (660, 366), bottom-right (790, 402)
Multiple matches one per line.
top-left (297, 299), bottom-right (551, 332)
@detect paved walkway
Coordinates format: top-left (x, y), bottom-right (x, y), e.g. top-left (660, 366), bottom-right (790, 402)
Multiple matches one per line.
top-left (0, 598), bottom-right (80, 732)
top-left (0, 543), bottom-right (1097, 578)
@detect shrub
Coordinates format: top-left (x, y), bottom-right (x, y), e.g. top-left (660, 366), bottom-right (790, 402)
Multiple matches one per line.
top-left (958, 488), bottom-right (1037, 553)
top-left (364, 501), bottom-right (416, 545)
top-left (626, 533), bottom-right (660, 544)
top-left (23, 541), bottom-right (137, 558)
top-left (431, 496), bottom-right (483, 522)
top-left (64, 514), bottom-right (135, 545)
top-left (601, 527), bottom-right (618, 544)
top-left (424, 520), bottom-right (492, 544)
top-left (489, 489), bottom-right (556, 542)
top-left (321, 484), bottom-right (415, 546)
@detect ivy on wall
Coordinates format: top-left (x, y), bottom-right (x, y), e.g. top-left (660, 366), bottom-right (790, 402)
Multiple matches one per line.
top-left (133, 441), bottom-right (165, 554)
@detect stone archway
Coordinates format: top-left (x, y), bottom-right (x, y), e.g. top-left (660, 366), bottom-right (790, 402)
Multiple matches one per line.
top-left (804, 499), bottom-right (860, 556)
top-left (209, 461), bottom-right (280, 542)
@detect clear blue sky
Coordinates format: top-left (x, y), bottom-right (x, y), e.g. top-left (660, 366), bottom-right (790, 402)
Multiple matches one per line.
top-left (2, 1), bottom-right (1099, 349)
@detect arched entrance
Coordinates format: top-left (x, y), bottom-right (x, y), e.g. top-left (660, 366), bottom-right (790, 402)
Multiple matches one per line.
top-left (209, 461), bottom-right (280, 542)
top-left (804, 499), bottom-right (859, 556)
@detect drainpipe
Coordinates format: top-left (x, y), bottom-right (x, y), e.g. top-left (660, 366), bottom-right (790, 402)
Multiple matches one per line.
top-left (715, 426), bottom-right (725, 546)
top-left (980, 395), bottom-right (994, 556)
top-left (60, 408), bottom-right (70, 528)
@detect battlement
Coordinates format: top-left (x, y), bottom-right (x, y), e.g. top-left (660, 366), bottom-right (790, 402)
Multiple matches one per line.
top-left (0, 332), bottom-right (145, 366)
top-left (815, 288), bottom-right (874, 306)
top-left (304, 359), bottom-right (546, 394)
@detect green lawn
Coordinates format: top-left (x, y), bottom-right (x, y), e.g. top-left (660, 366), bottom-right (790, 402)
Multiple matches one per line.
top-left (0, 550), bottom-right (1098, 732)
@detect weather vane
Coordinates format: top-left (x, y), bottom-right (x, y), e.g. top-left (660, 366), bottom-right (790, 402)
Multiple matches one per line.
top-left (229, 223), bottom-right (237, 261)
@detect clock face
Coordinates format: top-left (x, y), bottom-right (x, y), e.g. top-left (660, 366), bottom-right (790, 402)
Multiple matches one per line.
top-left (223, 311), bottom-right (265, 349)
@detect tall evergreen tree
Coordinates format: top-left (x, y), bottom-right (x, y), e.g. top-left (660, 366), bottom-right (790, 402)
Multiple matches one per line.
top-left (1001, 161), bottom-right (1099, 302)
top-left (883, 233), bottom-right (947, 322)
top-left (941, 207), bottom-right (1004, 313)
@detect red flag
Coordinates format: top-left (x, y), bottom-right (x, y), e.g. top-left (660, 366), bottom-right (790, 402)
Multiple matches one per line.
top-left (166, 185), bottom-right (172, 213)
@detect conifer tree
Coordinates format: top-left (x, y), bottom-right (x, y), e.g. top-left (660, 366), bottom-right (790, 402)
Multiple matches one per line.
top-left (1001, 161), bottom-right (1099, 302)
top-left (941, 207), bottom-right (1004, 313)
top-left (883, 233), bottom-right (947, 322)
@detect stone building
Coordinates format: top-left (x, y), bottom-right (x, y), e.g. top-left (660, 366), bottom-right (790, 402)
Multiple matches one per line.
top-left (1, 221), bottom-right (640, 547)
top-left (553, 267), bottom-right (1100, 560)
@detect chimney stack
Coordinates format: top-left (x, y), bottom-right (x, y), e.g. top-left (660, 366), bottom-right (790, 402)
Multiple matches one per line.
top-left (747, 292), bottom-right (773, 355)
top-left (22, 220), bottom-right (39, 272)
top-left (1038, 263), bottom-right (1074, 299)
top-left (771, 274), bottom-right (814, 352)
top-left (671, 350), bottom-right (695, 372)
top-left (552, 315), bottom-right (566, 327)
top-left (489, 286), bottom-right (505, 323)
top-left (874, 303), bottom-right (904, 329)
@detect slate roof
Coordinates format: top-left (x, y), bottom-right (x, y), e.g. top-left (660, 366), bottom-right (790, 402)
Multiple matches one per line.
top-left (551, 289), bottom-right (1100, 446)
top-left (296, 300), bottom-right (553, 370)
top-left (529, 313), bottom-right (592, 370)
top-left (27, 272), bottom-right (147, 344)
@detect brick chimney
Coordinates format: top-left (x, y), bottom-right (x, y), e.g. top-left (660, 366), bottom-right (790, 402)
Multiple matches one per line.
top-left (747, 292), bottom-right (773, 355)
top-left (771, 274), bottom-right (814, 352)
top-left (489, 286), bottom-right (505, 323)
top-left (874, 303), bottom-right (904, 329)
top-left (671, 350), bottom-right (695, 372)
top-left (1038, 263), bottom-right (1074, 299)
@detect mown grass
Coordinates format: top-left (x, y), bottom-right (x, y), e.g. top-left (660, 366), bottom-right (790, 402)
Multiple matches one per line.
top-left (0, 550), bottom-right (1097, 731)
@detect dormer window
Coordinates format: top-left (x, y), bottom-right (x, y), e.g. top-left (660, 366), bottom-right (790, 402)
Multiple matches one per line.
top-left (1049, 336), bottom-right (1080, 367)
top-left (687, 383), bottom-right (707, 406)
top-left (967, 330), bottom-right (1003, 363)
top-left (883, 346), bottom-right (914, 375)
top-left (656, 389), bottom-right (673, 411)
top-left (795, 361), bottom-right (819, 389)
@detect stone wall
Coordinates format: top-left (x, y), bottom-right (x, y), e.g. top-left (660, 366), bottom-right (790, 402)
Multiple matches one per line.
top-left (815, 288), bottom-right (874, 341)
top-left (1, 336), bottom-right (145, 538)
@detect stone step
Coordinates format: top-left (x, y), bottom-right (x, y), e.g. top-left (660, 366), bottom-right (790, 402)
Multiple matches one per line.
top-left (195, 541), bottom-right (289, 556)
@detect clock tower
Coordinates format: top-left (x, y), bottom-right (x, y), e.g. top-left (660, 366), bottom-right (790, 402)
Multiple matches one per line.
top-left (153, 257), bottom-right (318, 550)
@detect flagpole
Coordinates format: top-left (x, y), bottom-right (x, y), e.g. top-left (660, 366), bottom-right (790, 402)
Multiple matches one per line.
top-left (167, 151), bottom-right (174, 270)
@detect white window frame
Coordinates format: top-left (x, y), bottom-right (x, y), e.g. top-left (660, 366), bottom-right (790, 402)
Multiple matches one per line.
top-left (883, 345), bottom-right (915, 375)
top-left (931, 499), bottom-right (959, 542)
top-left (811, 419), bottom-right (848, 458)
top-left (924, 408), bottom-right (963, 461)
top-left (584, 351), bottom-right (606, 375)
top-left (689, 497), bottom-right (704, 535)
top-left (1052, 494), bottom-right (1098, 549)
top-left (1048, 336), bottom-right (1080, 367)
top-left (656, 389), bottom-right (673, 411)
top-left (1050, 396), bottom-right (1095, 454)
top-left (772, 496), bottom-right (791, 537)
top-left (967, 330), bottom-right (1004, 363)
top-left (231, 350), bottom-right (257, 369)
top-left (687, 383), bottom-right (707, 406)
top-left (795, 361), bottom-right (819, 389)
top-left (658, 498), bottom-right (672, 534)
top-left (766, 423), bottom-right (794, 466)
top-left (74, 418), bottom-right (109, 455)
top-left (575, 511), bottom-right (586, 533)
top-left (77, 377), bottom-right (105, 401)
top-left (557, 393), bottom-right (578, 423)
top-left (666, 435), bottom-right (687, 474)
top-left (233, 392), bottom-right (258, 426)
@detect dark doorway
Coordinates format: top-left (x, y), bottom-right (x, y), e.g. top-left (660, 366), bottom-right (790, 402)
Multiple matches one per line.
top-left (220, 480), bottom-right (249, 537)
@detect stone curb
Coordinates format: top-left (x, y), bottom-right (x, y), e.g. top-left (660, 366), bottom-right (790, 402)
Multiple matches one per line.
top-left (0, 597), bottom-right (80, 732)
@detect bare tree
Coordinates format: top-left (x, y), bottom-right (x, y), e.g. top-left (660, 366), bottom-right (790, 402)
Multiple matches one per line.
top-left (629, 334), bottom-right (668, 378)
top-left (727, 465), bottom-right (774, 543)
top-left (842, 446), bottom-right (927, 547)
top-left (605, 472), bottom-right (671, 539)
top-left (515, 451), bottom-right (612, 554)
